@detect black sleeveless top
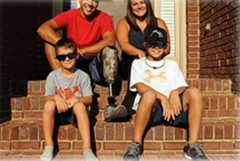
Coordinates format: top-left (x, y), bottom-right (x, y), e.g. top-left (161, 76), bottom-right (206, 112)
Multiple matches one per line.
top-left (121, 20), bottom-right (158, 59)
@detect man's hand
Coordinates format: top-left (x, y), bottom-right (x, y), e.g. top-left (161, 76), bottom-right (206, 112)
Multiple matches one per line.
top-left (54, 95), bottom-right (70, 113)
top-left (161, 97), bottom-right (175, 121)
top-left (77, 48), bottom-right (84, 58)
top-left (169, 90), bottom-right (182, 116)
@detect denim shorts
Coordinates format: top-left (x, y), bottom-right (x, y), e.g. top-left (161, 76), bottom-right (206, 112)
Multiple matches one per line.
top-left (146, 90), bottom-right (188, 130)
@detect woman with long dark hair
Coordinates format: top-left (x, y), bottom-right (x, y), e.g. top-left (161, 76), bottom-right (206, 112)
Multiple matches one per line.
top-left (117, 0), bottom-right (171, 124)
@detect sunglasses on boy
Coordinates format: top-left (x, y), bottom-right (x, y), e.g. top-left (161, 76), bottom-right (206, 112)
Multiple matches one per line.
top-left (56, 52), bottom-right (77, 61)
top-left (148, 42), bottom-right (167, 47)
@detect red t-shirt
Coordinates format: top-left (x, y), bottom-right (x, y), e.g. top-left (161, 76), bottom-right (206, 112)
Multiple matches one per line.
top-left (53, 9), bottom-right (115, 56)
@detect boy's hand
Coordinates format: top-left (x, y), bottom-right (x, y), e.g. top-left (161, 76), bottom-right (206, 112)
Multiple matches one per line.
top-left (54, 95), bottom-right (70, 113)
top-left (161, 97), bottom-right (175, 122)
top-left (169, 90), bottom-right (182, 116)
top-left (67, 97), bottom-right (78, 108)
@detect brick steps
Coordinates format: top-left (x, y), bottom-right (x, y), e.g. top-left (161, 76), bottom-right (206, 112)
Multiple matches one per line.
top-left (0, 151), bottom-right (239, 161)
top-left (10, 94), bottom-right (240, 120)
top-left (0, 118), bottom-right (239, 152)
top-left (1, 79), bottom-right (240, 156)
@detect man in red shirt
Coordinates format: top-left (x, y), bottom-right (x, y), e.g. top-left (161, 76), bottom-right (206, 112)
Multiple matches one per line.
top-left (37, 0), bottom-right (127, 122)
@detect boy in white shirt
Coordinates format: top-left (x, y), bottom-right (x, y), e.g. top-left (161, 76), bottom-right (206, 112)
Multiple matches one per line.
top-left (123, 27), bottom-right (209, 161)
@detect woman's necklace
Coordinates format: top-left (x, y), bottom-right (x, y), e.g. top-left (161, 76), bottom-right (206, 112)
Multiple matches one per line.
top-left (145, 57), bottom-right (165, 69)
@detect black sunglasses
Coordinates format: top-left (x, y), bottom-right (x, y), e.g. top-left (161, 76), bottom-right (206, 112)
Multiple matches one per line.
top-left (148, 42), bottom-right (167, 47)
top-left (56, 52), bottom-right (77, 61)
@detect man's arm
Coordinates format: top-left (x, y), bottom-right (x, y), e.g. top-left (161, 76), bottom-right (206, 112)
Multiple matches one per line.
top-left (37, 19), bottom-right (62, 70)
top-left (37, 19), bottom-right (62, 45)
top-left (79, 31), bottom-right (116, 57)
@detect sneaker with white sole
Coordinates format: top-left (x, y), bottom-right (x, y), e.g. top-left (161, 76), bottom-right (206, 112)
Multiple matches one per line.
top-left (105, 104), bottom-right (128, 122)
top-left (123, 142), bottom-right (143, 161)
top-left (183, 143), bottom-right (209, 161)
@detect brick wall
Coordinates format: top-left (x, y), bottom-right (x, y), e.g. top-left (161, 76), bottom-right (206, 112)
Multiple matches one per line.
top-left (0, 0), bottom-right (53, 123)
top-left (37, 1), bottom-right (53, 79)
top-left (0, 1), bottom-right (39, 123)
top-left (186, 0), bottom-right (200, 79)
top-left (199, 0), bottom-right (240, 94)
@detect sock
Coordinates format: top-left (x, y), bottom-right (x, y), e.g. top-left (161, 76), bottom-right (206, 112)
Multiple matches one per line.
top-left (83, 149), bottom-right (99, 161)
top-left (40, 145), bottom-right (54, 161)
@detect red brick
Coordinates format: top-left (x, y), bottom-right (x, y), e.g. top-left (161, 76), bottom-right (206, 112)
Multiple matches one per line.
top-left (25, 111), bottom-right (42, 119)
top-left (125, 122), bottom-right (134, 140)
top-left (203, 123), bottom-right (213, 139)
top-left (58, 142), bottom-right (70, 150)
top-left (31, 98), bottom-right (39, 110)
top-left (20, 124), bottom-right (31, 140)
top-left (0, 142), bottom-right (11, 150)
top-left (175, 128), bottom-right (184, 140)
top-left (202, 96), bottom-right (209, 109)
top-left (219, 110), bottom-right (240, 117)
top-left (200, 80), bottom-right (207, 91)
top-left (198, 125), bottom-right (204, 140)
top-left (116, 123), bottom-right (124, 140)
top-left (234, 141), bottom-right (240, 149)
top-left (23, 98), bottom-right (30, 110)
top-left (15, 98), bottom-right (23, 110)
top-left (165, 127), bottom-right (174, 140)
top-left (39, 125), bottom-right (44, 140)
top-left (33, 81), bottom-right (40, 92)
top-left (73, 141), bottom-right (101, 150)
top-left (95, 121), bottom-right (104, 140)
top-left (29, 125), bottom-right (38, 140)
top-left (208, 80), bottom-right (214, 91)
top-left (208, 110), bottom-right (218, 117)
top-left (163, 142), bottom-right (185, 150)
top-left (221, 142), bottom-right (233, 150)
top-left (76, 130), bottom-right (82, 140)
top-left (223, 123), bottom-right (233, 139)
top-left (228, 96), bottom-right (236, 109)
top-left (58, 126), bottom-right (67, 140)
top-left (155, 126), bottom-right (164, 140)
top-left (219, 96), bottom-right (227, 109)
top-left (210, 96), bottom-right (218, 109)
top-left (11, 112), bottom-right (23, 119)
top-left (144, 142), bottom-right (161, 150)
top-left (11, 126), bottom-right (19, 140)
top-left (103, 142), bottom-right (128, 150)
top-left (215, 123), bottom-right (224, 139)
top-left (199, 142), bottom-right (220, 150)
top-left (12, 141), bottom-right (40, 149)
top-left (215, 80), bottom-right (222, 91)
top-left (145, 128), bottom-right (153, 140)
top-left (73, 141), bottom-right (83, 150)
top-left (106, 123), bottom-right (114, 140)
top-left (68, 125), bottom-right (76, 140)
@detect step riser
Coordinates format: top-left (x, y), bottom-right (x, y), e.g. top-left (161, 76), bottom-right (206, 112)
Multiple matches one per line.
top-left (10, 95), bottom-right (240, 120)
top-left (0, 120), bottom-right (239, 151)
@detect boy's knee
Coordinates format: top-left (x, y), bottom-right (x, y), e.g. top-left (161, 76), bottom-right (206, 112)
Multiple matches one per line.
top-left (73, 102), bottom-right (87, 113)
top-left (187, 87), bottom-right (202, 100)
top-left (43, 101), bottom-right (56, 113)
top-left (142, 89), bottom-right (157, 103)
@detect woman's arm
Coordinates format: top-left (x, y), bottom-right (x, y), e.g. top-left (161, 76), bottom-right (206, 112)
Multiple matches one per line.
top-left (116, 19), bottom-right (146, 58)
top-left (157, 18), bottom-right (171, 55)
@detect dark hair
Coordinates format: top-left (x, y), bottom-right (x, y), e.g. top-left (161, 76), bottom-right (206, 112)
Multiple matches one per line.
top-left (126, 0), bottom-right (156, 31)
top-left (55, 38), bottom-right (77, 55)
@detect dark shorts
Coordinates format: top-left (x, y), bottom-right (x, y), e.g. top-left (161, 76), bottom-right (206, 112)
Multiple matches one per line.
top-left (146, 90), bottom-right (188, 130)
top-left (55, 107), bottom-right (89, 128)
